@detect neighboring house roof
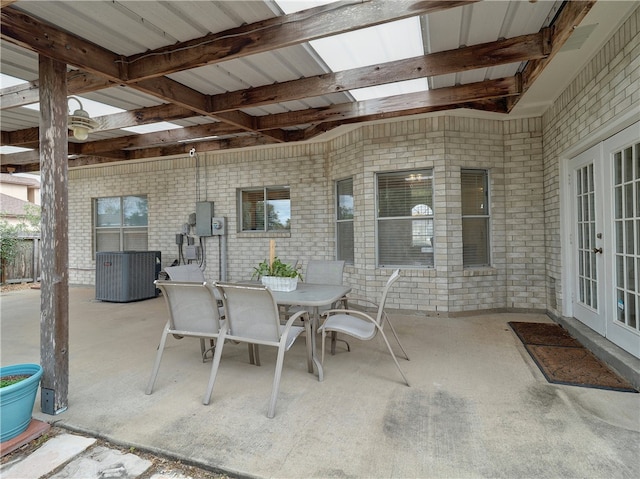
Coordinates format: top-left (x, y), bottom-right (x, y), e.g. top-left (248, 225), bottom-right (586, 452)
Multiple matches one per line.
top-left (0, 173), bottom-right (40, 188)
top-left (0, 193), bottom-right (36, 218)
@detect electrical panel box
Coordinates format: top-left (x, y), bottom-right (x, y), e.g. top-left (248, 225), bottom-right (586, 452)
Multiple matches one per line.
top-left (211, 217), bottom-right (226, 235)
top-left (185, 244), bottom-right (200, 260)
top-left (196, 201), bottom-right (214, 236)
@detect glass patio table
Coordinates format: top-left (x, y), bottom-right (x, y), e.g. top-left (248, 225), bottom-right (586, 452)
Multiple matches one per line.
top-left (271, 283), bottom-right (351, 382)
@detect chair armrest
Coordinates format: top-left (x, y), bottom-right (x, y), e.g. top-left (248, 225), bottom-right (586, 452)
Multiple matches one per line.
top-left (344, 295), bottom-right (379, 309)
top-left (320, 308), bottom-right (376, 325)
top-left (283, 310), bottom-right (309, 331)
top-left (320, 308), bottom-right (351, 317)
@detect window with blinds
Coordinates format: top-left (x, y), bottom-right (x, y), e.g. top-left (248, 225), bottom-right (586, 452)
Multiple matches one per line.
top-left (240, 186), bottom-right (290, 231)
top-left (376, 170), bottom-right (434, 267)
top-left (336, 178), bottom-right (354, 264)
top-left (461, 169), bottom-right (490, 267)
top-left (94, 195), bottom-right (148, 254)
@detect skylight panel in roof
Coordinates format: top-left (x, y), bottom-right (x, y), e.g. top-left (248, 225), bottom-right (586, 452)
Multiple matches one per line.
top-left (0, 146), bottom-right (33, 154)
top-left (310, 17), bottom-right (426, 100)
top-left (19, 95), bottom-right (183, 135)
top-left (122, 122), bottom-right (183, 134)
top-left (276, 2), bottom-right (428, 101)
top-left (351, 78), bottom-right (429, 102)
top-left (22, 96), bottom-right (125, 116)
top-left (276, 1), bottom-right (337, 15)
top-left (310, 17), bottom-right (424, 71)
top-left (0, 73), bottom-right (28, 88)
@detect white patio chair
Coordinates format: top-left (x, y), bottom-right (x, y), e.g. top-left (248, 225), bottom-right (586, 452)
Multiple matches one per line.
top-left (164, 264), bottom-right (206, 282)
top-left (307, 258), bottom-right (347, 311)
top-left (286, 259), bottom-right (345, 311)
top-left (304, 260), bottom-right (345, 285)
top-left (289, 260), bottom-right (349, 353)
top-left (318, 269), bottom-right (410, 386)
top-left (145, 281), bottom-right (258, 397)
top-left (207, 282), bottom-right (309, 418)
top-left (164, 264), bottom-right (225, 347)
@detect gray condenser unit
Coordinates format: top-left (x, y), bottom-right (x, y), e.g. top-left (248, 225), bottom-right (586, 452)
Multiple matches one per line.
top-left (95, 251), bottom-right (161, 302)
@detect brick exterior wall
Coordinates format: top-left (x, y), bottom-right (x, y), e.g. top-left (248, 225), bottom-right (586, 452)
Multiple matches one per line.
top-left (69, 115), bottom-right (545, 315)
top-left (68, 6), bottom-right (638, 316)
top-left (542, 6), bottom-right (639, 317)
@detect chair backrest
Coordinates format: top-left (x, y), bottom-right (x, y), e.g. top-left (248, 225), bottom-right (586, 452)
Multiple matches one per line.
top-left (375, 269), bottom-right (401, 327)
top-left (164, 264), bottom-right (206, 282)
top-left (305, 260), bottom-right (345, 285)
top-left (280, 259), bottom-right (299, 270)
top-left (155, 281), bottom-right (222, 335)
top-left (215, 282), bottom-right (282, 343)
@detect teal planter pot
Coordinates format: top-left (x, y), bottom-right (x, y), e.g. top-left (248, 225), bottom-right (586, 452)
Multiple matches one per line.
top-left (0, 363), bottom-right (43, 443)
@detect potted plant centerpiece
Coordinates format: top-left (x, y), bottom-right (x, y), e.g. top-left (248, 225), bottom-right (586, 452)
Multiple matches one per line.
top-left (0, 363), bottom-right (43, 442)
top-left (252, 257), bottom-right (301, 292)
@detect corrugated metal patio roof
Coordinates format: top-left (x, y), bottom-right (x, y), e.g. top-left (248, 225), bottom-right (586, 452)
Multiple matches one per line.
top-left (0, 1), bottom-right (636, 171)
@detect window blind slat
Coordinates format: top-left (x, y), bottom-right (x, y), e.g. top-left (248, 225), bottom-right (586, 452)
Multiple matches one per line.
top-left (336, 178), bottom-right (354, 263)
top-left (337, 221), bottom-right (354, 263)
top-left (124, 228), bottom-right (148, 251)
top-left (461, 170), bottom-right (487, 215)
top-left (462, 218), bottom-right (489, 266)
top-left (377, 170), bottom-right (434, 267)
top-left (96, 230), bottom-right (120, 252)
top-left (461, 169), bottom-right (490, 266)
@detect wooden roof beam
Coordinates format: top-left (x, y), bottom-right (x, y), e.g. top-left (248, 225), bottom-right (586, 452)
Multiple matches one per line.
top-left (0, 7), bottom-right (283, 140)
top-left (74, 123), bottom-right (246, 155)
top-left (124, 0), bottom-right (478, 81)
top-left (509, 0), bottom-right (596, 111)
top-left (297, 99), bottom-right (510, 140)
top-left (209, 31), bottom-right (546, 113)
top-left (2, 103), bottom-right (196, 147)
top-left (256, 77), bottom-right (519, 130)
top-left (0, 71), bottom-right (112, 110)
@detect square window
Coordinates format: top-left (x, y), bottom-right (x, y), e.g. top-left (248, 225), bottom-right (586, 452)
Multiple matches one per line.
top-left (240, 187), bottom-right (291, 232)
top-left (376, 170), bottom-right (434, 267)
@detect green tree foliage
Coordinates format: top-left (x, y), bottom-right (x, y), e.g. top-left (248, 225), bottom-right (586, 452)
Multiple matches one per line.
top-left (0, 203), bottom-right (41, 277)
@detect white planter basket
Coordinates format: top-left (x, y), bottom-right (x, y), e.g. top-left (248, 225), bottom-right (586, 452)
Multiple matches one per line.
top-left (261, 276), bottom-right (298, 292)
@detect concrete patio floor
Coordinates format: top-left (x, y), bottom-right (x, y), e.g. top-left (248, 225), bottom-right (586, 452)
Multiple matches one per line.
top-left (1, 286), bottom-right (639, 478)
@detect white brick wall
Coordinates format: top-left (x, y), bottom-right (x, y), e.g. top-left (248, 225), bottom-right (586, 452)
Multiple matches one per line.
top-left (68, 114), bottom-right (545, 314)
top-left (542, 6), bottom-right (639, 316)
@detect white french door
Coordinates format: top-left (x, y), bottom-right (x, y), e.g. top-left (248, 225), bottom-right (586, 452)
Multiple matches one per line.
top-left (571, 144), bottom-right (605, 335)
top-left (570, 122), bottom-right (640, 358)
top-left (606, 124), bottom-right (640, 357)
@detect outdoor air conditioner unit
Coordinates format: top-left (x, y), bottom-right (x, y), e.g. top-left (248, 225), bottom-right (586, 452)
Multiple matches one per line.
top-left (95, 251), bottom-right (161, 302)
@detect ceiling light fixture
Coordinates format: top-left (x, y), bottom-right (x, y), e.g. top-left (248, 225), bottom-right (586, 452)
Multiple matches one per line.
top-left (68, 97), bottom-right (98, 141)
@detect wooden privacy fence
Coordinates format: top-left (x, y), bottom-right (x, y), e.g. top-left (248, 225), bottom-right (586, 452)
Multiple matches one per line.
top-left (1, 236), bottom-right (41, 284)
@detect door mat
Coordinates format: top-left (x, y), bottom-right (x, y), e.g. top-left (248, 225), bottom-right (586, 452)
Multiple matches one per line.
top-left (508, 322), bottom-right (637, 393)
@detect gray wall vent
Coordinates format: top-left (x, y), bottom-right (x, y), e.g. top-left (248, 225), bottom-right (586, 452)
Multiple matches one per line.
top-left (95, 251), bottom-right (161, 302)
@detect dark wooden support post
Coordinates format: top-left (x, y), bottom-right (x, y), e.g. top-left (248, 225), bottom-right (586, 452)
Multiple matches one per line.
top-left (38, 55), bottom-right (69, 415)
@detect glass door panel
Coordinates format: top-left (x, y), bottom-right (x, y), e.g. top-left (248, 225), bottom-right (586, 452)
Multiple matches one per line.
top-left (576, 164), bottom-right (598, 310)
top-left (613, 142), bottom-right (640, 333)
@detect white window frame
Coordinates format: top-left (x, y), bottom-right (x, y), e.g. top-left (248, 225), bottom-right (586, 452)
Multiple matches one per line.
top-left (376, 169), bottom-right (434, 268)
top-left (461, 169), bottom-right (491, 267)
top-left (336, 177), bottom-right (354, 264)
top-left (93, 195), bottom-right (148, 255)
top-left (238, 186), bottom-right (291, 232)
